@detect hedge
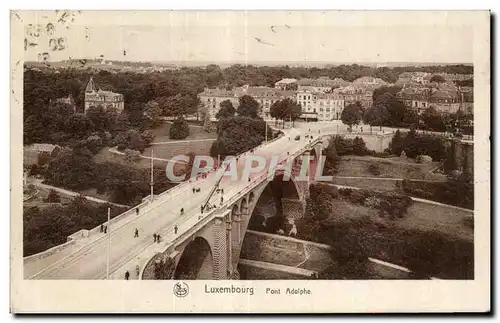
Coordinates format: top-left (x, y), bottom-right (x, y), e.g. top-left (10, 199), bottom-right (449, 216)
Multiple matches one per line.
top-left (401, 178), bottom-right (474, 210)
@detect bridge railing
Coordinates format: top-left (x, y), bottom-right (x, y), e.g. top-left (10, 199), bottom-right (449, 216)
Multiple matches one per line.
top-left (154, 132), bottom-right (284, 199)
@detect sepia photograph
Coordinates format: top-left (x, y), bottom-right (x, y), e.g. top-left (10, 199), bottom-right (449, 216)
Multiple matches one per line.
top-left (10, 9), bottom-right (490, 313)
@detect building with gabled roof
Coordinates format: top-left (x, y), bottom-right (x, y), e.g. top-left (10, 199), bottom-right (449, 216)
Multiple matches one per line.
top-left (23, 143), bottom-right (61, 166)
top-left (84, 76), bottom-right (124, 114)
top-left (274, 78), bottom-right (298, 90)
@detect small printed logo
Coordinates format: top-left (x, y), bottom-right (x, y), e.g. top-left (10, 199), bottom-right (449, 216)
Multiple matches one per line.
top-left (173, 282), bottom-right (189, 298)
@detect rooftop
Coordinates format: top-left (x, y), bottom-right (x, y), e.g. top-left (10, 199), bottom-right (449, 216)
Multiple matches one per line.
top-left (25, 143), bottom-right (60, 154)
top-left (275, 78), bottom-right (297, 84)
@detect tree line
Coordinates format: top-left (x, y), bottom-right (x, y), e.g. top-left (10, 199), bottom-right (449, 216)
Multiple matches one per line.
top-left (208, 95), bottom-right (276, 158)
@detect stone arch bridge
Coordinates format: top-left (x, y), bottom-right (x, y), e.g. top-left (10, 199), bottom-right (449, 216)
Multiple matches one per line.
top-left (140, 139), bottom-right (326, 280)
top-left (26, 131), bottom-right (328, 280)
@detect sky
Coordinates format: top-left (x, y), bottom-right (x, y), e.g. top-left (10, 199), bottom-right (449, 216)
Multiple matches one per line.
top-left (17, 10), bottom-right (476, 64)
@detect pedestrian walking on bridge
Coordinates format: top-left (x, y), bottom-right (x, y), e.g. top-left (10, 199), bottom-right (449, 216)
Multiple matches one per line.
top-left (136, 207), bottom-right (139, 215)
top-left (136, 265), bottom-right (140, 277)
top-left (134, 228), bottom-right (139, 238)
top-left (100, 224), bottom-right (104, 233)
top-left (157, 234), bottom-right (161, 243)
top-left (153, 233), bottom-right (157, 243)
top-left (125, 271), bottom-right (130, 280)
top-left (192, 188), bottom-right (195, 194)
top-left (180, 208), bottom-right (184, 215)
top-left (174, 225), bottom-right (178, 234)
top-left (104, 226), bottom-right (107, 234)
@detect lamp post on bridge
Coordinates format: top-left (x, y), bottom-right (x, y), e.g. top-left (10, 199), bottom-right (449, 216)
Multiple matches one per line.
top-left (106, 207), bottom-right (110, 280)
top-left (265, 122), bottom-right (268, 143)
top-left (150, 149), bottom-right (154, 204)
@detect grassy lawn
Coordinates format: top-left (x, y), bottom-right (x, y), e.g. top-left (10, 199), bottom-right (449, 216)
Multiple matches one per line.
top-left (143, 139), bottom-right (214, 161)
top-left (151, 122), bottom-right (218, 143)
top-left (93, 147), bottom-right (169, 169)
top-left (297, 197), bottom-right (473, 279)
top-left (319, 199), bottom-right (472, 242)
top-left (336, 155), bottom-right (446, 181)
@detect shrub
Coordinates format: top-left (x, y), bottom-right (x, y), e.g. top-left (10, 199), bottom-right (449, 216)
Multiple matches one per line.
top-left (416, 155), bottom-right (433, 164)
top-left (141, 130), bottom-right (156, 146)
top-left (338, 188), bottom-right (353, 197)
top-left (333, 135), bottom-right (369, 156)
top-left (364, 196), bottom-right (381, 209)
top-left (124, 149), bottom-right (141, 163)
top-left (353, 136), bottom-right (368, 156)
top-left (463, 217), bottom-right (474, 229)
top-left (401, 130), bottom-right (446, 161)
top-left (44, 189), bottom-right (61, 203)
top-left (324, 136), bottom-right (341, 174)
top-left (402, 176), bottom-right (473, 210)
top-left (169, 116), bottom-right (190, 139)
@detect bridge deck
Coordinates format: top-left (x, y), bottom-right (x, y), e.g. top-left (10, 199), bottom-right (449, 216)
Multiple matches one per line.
top-left (29, 126), bottom-right (322, 280)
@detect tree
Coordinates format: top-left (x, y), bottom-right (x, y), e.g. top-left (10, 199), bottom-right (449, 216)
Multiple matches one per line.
top-left (64, 114), bottom-right (93, 139)
top-left (364, 104), bottom-right (390, 131)
top-left (215, 100), bottom-right (236, 119)
top-left (143, 100), bottom-right (163, 127)
top-left (443, 140), bottom-right (458, 174)
top-left (372, 85), bottom-right (402, 103)
top-left (402, 109), bottom-right (418, 127)
top-left (24, 115), bottom-right (46, 144)
top-left (341, 102), bottom-right (363, 131)
top-left (237, 95), bottom-right (260, 118)
top-left (270, 98), bottom-right (302, 128)
top-left (84, 134), bottom-right (103, 154)
top-left (422, 106), bottom-right (446, 132)
top-left (45, 148), bottom-right (96, 190)
top-left (323, 136), bottom-right (341, 174)
top-left (112, 112), bottom-right (131, 133)
top-left (126, 130), bottom-right (147, 153)
top-left (169, 116), bottom-right (190, 139)
top-left (373, 92), bottom-right (407, 126)
top-left (141, 130), bottom-right (156, 146)
top-left (202, 114), bottom-right (214, 133)
top-left (430, 75), bottom-right (446, 83)
top-left (158, 94), bottom-right (199, 118)
top-left (210, 116), bottom-right (267, 157)
top-left (198, 104), bottom-right (209, 123)
top-left (86, 106), bottom-right (108, 132)
top-left (389, 130), bottom-right (405, 155)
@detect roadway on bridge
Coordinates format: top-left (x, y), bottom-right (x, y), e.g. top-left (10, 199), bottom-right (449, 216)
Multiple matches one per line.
top-left (31, 126), bottom-right (319, 279)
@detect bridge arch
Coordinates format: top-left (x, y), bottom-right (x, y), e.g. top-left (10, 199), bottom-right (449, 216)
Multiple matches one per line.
top-left (173, 236), bottom-right (213, 279)
top-left (248, 191), bottom-right (256, 204)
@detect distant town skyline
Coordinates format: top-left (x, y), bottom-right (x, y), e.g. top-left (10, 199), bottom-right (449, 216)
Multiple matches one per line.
top-left (19, 11), bottom-right (475, 65)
